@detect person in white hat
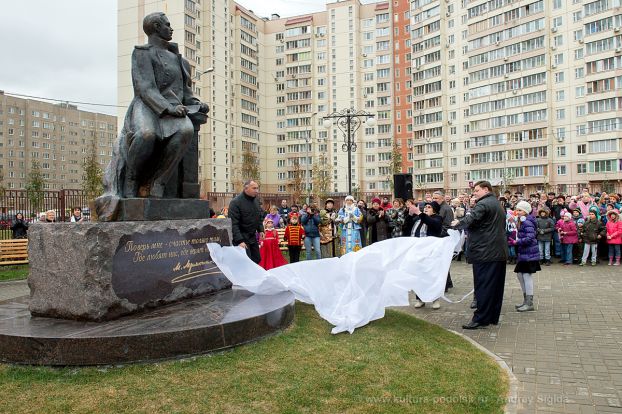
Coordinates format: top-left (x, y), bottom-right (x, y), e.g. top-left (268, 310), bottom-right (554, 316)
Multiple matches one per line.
top-left (513, 200), bottom-right (540, 312)
top-left (335, 195), bottom-right (363, 255)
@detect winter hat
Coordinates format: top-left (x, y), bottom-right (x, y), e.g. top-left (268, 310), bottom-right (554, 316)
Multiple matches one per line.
top-left (371, 197), bottom-right (381, 205)
top-left (607, 209), bottom-right (619, 220)
top-left (344, 195), bottom-right (354, 203)
top-left (515, 200), bottom-right (532, 215)
top-left (325, 198), bottom-right (335, 206)
top-left (573, 207), bottom-right (582, 215)
top-left (263, 217), bottom-right (274, 225)
top-left (564, 212), bottom-right (572, 219)
top-left (289, 212), bottom-right (299, 219)
top-left (537, 208), bottom-right (549, 216)
top-left (588, 206), bottom-right (600, 219)
top-left (425, 201), bottom-right (441, 214)
top-left (577, 218), bottom-right (585, 225)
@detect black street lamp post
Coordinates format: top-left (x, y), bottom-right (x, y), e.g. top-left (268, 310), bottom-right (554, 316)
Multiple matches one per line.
top-left (322, 109), bottom-right (375, 195)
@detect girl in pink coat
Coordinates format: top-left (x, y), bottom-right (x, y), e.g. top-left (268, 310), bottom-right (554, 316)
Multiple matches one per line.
top-left (606, 209), bottom-right (622, 265)
top-left (557, 212), bottom-right (578, 265)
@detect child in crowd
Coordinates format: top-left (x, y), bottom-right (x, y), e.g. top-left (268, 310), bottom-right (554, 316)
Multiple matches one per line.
top-left (507, 212), bottom-right (518, 264)
top-left (579, 207), bottom-right (605, 266)
top-left (606, 209), bottom-right (622, 265)
top-left (575, 219), bottom-right (585, 264)
top-left (557, 212), bottom-right (578, 266)
top-left (535, 208), bottom-right (555, 266)
top-left (258, 217), bottom-right (287, 270)
top-left (284, 212), bottom-right (305, 263)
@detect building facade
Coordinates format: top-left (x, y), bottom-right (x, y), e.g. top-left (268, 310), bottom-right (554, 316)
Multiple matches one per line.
top-left (117, 0), bottom-right (622, 198)
top-left (411, 0), bottom-right (622, 196)
top-left (0, 91), bottom-right (116, 190)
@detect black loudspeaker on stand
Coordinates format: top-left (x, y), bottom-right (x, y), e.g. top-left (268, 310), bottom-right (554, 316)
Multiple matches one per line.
top-left (393, 173), bottom-right (413, 200)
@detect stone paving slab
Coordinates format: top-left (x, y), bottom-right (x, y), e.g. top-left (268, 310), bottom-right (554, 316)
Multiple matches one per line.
top-left (396, 260), bottom-right (622, 414)
top-left (0, 280), bottom-right (29, 302)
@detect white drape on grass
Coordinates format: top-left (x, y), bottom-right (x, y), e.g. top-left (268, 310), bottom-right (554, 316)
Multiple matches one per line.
top-left (207, 230), bottom-right (463, 334)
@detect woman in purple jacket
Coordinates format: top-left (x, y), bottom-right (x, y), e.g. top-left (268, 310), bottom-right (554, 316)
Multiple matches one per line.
top-left (514, 201), bottom-right (541, 312)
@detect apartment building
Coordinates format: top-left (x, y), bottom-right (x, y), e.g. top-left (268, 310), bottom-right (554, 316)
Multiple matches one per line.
top-left (119, 0), bottom-right (408, 195)
top-left (0, 91), bottom-right (116, 190)
top-left (411, 0), bottom-right (622, 196)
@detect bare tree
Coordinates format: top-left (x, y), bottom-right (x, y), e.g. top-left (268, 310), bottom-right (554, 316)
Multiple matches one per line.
top-left (82, 140), bottom-right (103, 201)
top-left (311, 153), bottom-right (332, 203)
top-left (287, 159), bottom-right (305, 205)
top-left (233, 149), bottom-right (261, 192)
top-left (390, 139), bottom-right (403, 174)
top-left (386, 139), bottom-right (403, 192)
top-left (0, 170), bottom-right (5, 197)
top-left (25, 160), bottom-right (45, 213)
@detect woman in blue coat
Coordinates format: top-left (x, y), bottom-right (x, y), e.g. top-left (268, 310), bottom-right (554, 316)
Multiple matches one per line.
top-left (514, 201), bottom-right (541, 312)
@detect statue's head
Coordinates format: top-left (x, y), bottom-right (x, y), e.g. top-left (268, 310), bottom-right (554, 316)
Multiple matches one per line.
top-left (143, 12), bottom-right (173, 41)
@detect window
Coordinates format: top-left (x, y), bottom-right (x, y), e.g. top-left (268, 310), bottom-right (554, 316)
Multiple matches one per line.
top-left (577, 144), bottom-right (587, 154)
top-left (577, 163), bottom-right (586, 174)
top-left (557, 165), bottom-right (567, 175)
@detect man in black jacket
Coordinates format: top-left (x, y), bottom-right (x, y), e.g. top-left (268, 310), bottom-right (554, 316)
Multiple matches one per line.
top-left (452, 180), bottom-right (508, 329)
top-left (228, 180), bottom-right (264, 263)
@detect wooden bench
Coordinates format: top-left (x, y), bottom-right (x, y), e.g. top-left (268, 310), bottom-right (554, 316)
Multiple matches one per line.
top-left (0, 239), bottom-right (29, 265)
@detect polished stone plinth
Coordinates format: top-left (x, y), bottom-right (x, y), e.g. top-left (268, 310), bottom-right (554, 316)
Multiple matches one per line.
top-left (0, 289), bottom-right (294, 366)
top-left (116, 198), bottom-right (212, 221)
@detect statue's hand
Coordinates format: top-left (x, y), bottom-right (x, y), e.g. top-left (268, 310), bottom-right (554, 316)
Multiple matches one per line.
top-left (167, 105), bottom-right (187, 117)
top-left (199, 102), bottom-right (210, 114)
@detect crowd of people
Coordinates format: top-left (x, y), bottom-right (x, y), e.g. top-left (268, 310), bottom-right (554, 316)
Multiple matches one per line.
top-left (230, 180), bottom-right (622, 329)
top-left (8, 208), bottom-right (88, 239)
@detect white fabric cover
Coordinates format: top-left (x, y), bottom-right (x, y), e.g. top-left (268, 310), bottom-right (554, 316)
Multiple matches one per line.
top-left (207, 230), bottom-right (462, 334)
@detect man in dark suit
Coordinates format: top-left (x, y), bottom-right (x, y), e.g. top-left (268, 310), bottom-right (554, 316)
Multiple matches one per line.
top-left (229, 180), bottom-right (265, 263)
top-left (452, 181), bottom-right (508, 329)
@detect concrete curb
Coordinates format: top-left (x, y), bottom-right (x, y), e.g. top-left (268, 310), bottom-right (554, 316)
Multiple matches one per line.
top-left (448, 329), bottom-right (520, 414)
top-left (0, 279), bottom-right (28, 286)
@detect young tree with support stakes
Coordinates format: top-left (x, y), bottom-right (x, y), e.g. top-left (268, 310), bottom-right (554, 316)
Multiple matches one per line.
top-left (25, 160), bottom-right (45, 214)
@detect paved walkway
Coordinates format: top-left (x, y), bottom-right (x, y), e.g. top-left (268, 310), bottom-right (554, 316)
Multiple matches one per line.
top-left (397, 260), bottom-right (622, 414)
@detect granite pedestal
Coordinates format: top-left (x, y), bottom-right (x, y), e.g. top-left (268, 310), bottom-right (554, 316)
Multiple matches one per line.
top-left (0, 289), bottom-right (295, 365)
top-left (28, 219), bottom-right (233, 321)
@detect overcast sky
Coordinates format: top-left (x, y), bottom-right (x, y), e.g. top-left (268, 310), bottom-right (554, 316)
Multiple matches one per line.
top-left (1, 0), bottom-right (373, 116)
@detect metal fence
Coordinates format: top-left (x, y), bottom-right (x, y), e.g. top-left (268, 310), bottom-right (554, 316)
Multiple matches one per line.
top-left (0, 189), bottom-right (90, 240)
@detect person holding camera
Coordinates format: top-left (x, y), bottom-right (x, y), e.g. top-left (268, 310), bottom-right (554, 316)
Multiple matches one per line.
top-left (367, 197), bottom-right (391, 244)
top-left (11, 213), bottom-right (29, 239)
top-left (301, 203), bottom-right (322, 260)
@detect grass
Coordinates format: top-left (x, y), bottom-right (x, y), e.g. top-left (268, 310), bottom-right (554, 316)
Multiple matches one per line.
top-left (0, 303), bottom-right (507, 414)
top-left (0, 265), bottom-right (28, 282)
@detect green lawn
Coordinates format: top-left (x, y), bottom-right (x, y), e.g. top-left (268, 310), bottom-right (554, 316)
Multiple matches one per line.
top-left (0, 265), bottom-right (28, 282)
top-left (0, 304), bottom-right (507, 413)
